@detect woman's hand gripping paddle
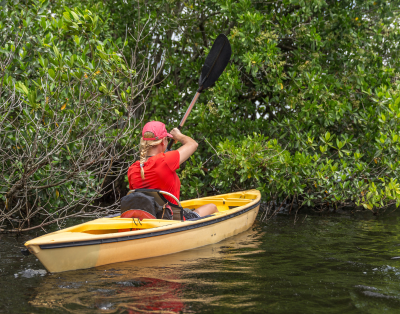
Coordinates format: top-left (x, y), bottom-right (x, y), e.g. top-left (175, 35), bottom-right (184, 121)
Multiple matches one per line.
top-left (166, 34), bottom-right (232, 151)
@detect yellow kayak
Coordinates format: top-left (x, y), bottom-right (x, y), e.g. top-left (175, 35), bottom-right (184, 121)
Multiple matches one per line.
top-left (25, 190), bottom-right (261, 273)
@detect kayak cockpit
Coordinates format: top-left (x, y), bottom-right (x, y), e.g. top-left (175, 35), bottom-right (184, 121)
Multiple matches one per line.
top-left (66, 194), bottom-right (256, 235)
top-left (26, 191), bottom-right (259, 241)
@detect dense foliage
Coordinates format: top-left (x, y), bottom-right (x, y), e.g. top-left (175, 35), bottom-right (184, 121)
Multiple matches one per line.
top-left (1, 0), bottom-right (400, 231)
top-left (0, 0), bottom-right (159, 231)
top-left (108, 0), bottom-right (400, 213)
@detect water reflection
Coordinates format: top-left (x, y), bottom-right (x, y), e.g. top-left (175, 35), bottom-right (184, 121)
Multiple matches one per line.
top-left (6, 213), bottom-right (400, 313)
top-left (29, 227), bottom-right (264, 313)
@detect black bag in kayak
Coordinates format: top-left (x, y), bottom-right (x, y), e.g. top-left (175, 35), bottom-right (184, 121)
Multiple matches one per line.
top-left (120, 192), bottom-right (173, 220)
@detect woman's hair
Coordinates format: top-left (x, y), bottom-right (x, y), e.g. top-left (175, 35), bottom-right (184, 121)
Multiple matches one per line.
top-left (139, 131), bottom-right (163, 179)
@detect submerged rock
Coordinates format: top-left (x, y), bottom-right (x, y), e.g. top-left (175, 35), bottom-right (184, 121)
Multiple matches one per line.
top-left (354, 285), bottom-right (378, 291)
top-left (116, 280), bottom-right (145, 287)
top-left (14, 268), bottom-right (47, 278)
top-left (362, 291), bottom-right (396, 299)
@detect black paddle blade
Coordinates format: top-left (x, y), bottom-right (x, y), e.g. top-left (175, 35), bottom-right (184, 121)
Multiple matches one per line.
top-left (198, 34), bottom-right (232, 91)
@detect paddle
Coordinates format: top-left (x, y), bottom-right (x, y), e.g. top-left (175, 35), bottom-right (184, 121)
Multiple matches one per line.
top-left (166, 33), bottom-right (232, 151)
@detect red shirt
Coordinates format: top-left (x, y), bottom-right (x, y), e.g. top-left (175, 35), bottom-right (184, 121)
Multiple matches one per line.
top-left (127, 151), bottom-right (180, 204)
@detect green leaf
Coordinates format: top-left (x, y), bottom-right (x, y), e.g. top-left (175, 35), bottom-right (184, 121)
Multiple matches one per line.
top-left (53, 46), bottom-right (60, 58)
top-left (48, 68), bottom-right (55, 79)
top-left (325, 132), bottom-right (330, 141)
top-left (63, 12), bottom-right (72, 22)
top-left (70, 11), bottom-right (80, 21)
top-left (17, 82), bottom-right (29, 95)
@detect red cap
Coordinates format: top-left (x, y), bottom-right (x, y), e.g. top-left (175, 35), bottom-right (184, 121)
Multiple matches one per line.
top-left (142, 121), bottom-right (173, 141)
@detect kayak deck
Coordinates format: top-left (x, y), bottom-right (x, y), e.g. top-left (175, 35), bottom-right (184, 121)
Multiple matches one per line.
top-left (58, 192), bottom-right (258, 235)
top-left (24, 190), bottom-right (261, 273)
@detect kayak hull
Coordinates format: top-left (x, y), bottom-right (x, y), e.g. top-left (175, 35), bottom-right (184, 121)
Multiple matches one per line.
top-left (25, 190), bottom-right (261, 273)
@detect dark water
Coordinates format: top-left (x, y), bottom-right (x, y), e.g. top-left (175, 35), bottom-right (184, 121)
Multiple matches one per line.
top-left (2, 211), bottom-right (400, 313)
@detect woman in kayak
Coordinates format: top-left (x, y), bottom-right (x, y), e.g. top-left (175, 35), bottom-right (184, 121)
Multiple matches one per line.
top-left (128, 121), bottom-right (218, 219)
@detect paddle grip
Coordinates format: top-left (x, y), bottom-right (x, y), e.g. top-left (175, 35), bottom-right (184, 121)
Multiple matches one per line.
top-left (166, 125), bottom-right (182, 152)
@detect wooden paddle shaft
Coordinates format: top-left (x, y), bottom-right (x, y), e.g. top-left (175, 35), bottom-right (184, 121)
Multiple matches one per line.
top-left (179, 91), bottom-right (201, 129)
top-left (166, 91), bottom-right (201, 151)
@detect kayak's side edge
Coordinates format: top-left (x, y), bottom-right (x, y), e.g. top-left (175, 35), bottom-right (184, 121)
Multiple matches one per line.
top-left (39, 199), bottom-right (261, 250)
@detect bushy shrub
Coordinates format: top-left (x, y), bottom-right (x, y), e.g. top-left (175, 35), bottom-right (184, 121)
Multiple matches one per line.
top-left (108, 0), bottom-right (400, 212)
top-left (0, 0), bottom-right (159, 231)
top-left (2, 0), bottom-right (400, 232)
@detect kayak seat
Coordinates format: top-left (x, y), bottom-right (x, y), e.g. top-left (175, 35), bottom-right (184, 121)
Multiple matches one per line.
top-left (124, 189), bottom-right (183, 220)
top-left (121, 209), bottom-right (156, 220)
top-left (121, 191), bottom-right (174, 220)
top-left (118, 209), bottom-right (156, 232)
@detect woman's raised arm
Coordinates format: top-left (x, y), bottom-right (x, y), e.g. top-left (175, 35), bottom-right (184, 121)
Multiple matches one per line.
top-left (170, 128), bottom-right (198, 165)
